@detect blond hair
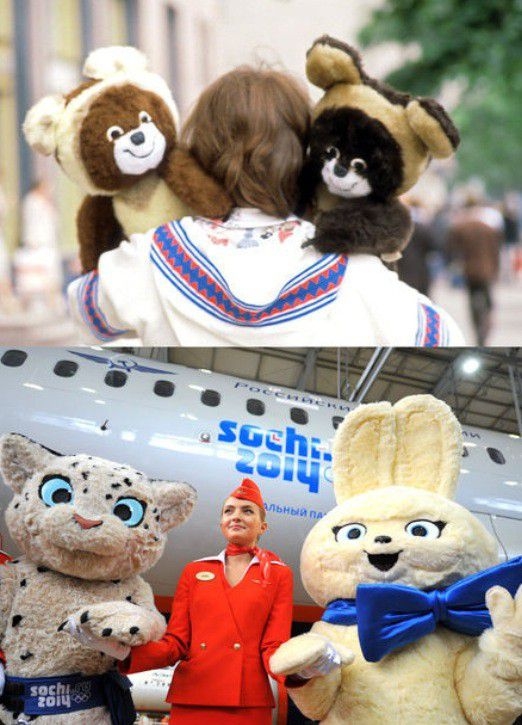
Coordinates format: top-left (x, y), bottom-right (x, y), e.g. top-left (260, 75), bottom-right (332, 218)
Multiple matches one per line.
top-left (181, 66), bottom-right (310, 217)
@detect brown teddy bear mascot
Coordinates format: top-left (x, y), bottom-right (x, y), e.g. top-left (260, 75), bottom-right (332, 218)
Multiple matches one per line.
top-left (301, 36), bottom-right (460, 262)
top-left (23, 46), bottom-right (232, 273)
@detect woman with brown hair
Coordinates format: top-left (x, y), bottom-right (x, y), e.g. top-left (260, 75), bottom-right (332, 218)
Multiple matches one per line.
top-left (68, 65), bottom-right (464, 346)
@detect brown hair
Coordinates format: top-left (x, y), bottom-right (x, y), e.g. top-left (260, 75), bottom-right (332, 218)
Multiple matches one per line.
top-left (181, 66), bottom-right (310, 218)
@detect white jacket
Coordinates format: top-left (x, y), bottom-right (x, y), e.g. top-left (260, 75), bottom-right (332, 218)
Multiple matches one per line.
top-left (67, 208), bottom-right (464, 346)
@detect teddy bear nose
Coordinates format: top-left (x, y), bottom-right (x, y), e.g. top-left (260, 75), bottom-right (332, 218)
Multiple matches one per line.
top-left (130, 131), bottom-right (145, 146)
top-left (333, 162), bottom-right (348, 178)
top-left (374, 535), bottom-right (392, 544)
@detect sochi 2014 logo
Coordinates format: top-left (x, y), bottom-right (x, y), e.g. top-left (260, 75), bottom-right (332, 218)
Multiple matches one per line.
top-left (218, 420), bottom-right (332, 493)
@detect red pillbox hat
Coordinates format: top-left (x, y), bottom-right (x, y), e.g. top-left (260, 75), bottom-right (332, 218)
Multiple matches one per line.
top-left (229, 478), bottom-right (264, 509)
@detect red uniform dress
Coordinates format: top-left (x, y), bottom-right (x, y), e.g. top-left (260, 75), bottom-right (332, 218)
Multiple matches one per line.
top-left (121, 551), bottom-right (293, 725)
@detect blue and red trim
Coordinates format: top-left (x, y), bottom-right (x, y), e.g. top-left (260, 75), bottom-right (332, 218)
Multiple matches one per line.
top-left (150, 220), bottom-right (348, 327)
top-left (416, 302), bottom-right (447, 347)
top-left (76, 272), bottom-right (128, 341)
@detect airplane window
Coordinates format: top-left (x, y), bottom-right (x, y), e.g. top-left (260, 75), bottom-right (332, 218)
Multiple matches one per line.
top-left (53, 360), bottom-right (79, 378)
top-left (154, 380), bottom-right (175, 398)
top-left (332, 416), bottom-right (344, 430)
top-left (486, 447), bottom-right (506, 465)
top-left (462, 447), bottom-right (469, 458)
top-left (104, 370), bottom-right (127, 388)
top-left (1, 349), bottom-right (27, 367)
top-left (201, 389), bottom-right (221, 407)
top-left (290, 407), bottom-right (309, 425)
top-left (246, 398), bottom-right (265, 416)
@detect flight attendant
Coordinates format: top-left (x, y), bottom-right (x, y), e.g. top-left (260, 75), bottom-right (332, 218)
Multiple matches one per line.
top-left (120, 478), bottom-right (293, 724)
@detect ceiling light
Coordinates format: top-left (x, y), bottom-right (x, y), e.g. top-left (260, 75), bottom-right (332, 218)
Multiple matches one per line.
top-left (461, 357), bottom-right (481, 374)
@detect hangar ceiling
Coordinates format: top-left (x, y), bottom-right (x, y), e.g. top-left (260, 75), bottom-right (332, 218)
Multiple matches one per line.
top-left (120, 347), bottom-right (522, 436)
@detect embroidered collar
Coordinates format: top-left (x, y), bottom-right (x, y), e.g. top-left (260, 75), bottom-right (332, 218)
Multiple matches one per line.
top-left (204, 207), bottom-right (294, 229)
top-left (151, 219), bottom-right (348, 327)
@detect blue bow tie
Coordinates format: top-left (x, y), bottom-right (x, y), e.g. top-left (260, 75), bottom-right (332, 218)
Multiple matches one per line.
top-left (322, 557), bottom-right (522, 662)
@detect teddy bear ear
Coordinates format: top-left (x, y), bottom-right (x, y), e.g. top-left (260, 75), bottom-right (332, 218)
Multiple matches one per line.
top-left (0, 433), bottom-right (60, 493)
top-left (406, 98), bottom-right (460, 159)
top-left (306, 35), bottom-right (364, 90)
top-left (393, 395), bottom-right (462, 498)
top-left (83, 45), bottom-right (148, 80)
top-left (332, 402), bottom-right (396, 503)
top-left (23, 95), bottom-right (65, 156)
top-left (151, 480), bottom-right (197, 533)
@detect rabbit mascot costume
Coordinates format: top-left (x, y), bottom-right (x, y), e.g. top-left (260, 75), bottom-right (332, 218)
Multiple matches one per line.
top-left (271, 395), bottom-right (522, 724)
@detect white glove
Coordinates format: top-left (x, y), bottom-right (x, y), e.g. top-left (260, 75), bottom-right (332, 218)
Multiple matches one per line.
top-left (296, 642), bottom-right (342, 679)
top-left (67, 616), bottom-right (131, 661)
top-left (0, 661), bottom-right (4, 696)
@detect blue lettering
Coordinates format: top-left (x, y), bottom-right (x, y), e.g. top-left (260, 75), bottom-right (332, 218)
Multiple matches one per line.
top-left (285, 427), bottom-right (308, 457)
top-left (239, 424), bottom-right (263, 447)
top-left (236, 448), bottom-right (255, 474)
top-left (297, 458), bottom-right (321, 493)
top-left (283, 455), bottom-right (294, 481)
top-left (218, 420), bottom-right (238, 443)
top-left (257, 452), bottom-right (281, 478)
top-left (266, 429), bottom-right (283, 452)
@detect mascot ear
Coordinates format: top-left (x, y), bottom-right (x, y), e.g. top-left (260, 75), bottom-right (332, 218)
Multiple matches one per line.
top-left (83, 45), bottom-right (148, 80)
top-left (23, 95), bottom-right (65, 156)
top-left (332, 402), bottom-right (396, 503)
top-left (306, 35), bottom-right (365, 90)
top-left (151, 480), bottom-right (197, 532)
top-left (406, 98), bottom-right (460, 158)
top-left (0, 433), bottom-right (60, 493)
top-left (393, 395), bottom-right (462, 499)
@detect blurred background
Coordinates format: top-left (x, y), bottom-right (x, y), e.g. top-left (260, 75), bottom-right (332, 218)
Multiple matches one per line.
top-left (0, 0), bottom-right (521, 344)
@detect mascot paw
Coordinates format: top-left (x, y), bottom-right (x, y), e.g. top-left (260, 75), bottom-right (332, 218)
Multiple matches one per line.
top-left (270, 632), bottom-right (354, 677)
top-left (486, 584), bottom-right (522, 658)
top-left (70, 600), bottom-right (166, 647)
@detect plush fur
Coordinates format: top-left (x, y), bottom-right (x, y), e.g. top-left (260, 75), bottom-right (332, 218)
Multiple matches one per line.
top-left (270, 395), bottom-right (522, 724)
top-left (302, 37), bottom-right (459, 258)
top-left (0, 433), bottom-right (197, 724)
top-left (23, 46), bottom-right (232, 272)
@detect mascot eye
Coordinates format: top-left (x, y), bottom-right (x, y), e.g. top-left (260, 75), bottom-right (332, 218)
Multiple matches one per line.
top-left (332, 523), bottom-right (367, 542)
top-left (39, 476), bottom-right (73, 507)
top-left (325, 146), bottom-right (340, 161)
top-left (139, 111), bottom-right (152, 123)
top-left (113, 497), bottom-right (146, 527)
top-left (405, 520), bottom-right (443, 539)
top-left (351, 158), bottom-right (367, 173)
top-left (107, 126), bottom-right (124, 142)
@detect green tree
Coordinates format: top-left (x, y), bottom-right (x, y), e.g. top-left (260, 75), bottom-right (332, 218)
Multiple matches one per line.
top-left (359, 0), bottom-right (522, 193)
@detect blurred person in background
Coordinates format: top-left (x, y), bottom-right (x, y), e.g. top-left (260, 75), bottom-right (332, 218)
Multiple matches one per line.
top-left (447, 189), bottom-right (504, 344)
top-left (501, 191), bottom-right (521, 282)
top-left (398, 195), bottom-right (437, 296)
top-left (15, 178), bottom-right (64, 314)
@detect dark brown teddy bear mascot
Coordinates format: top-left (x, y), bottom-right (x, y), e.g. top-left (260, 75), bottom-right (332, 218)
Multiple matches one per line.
top-left (301, 36), bottom-right (460, 261)
top-left (23, 46), bottom-right (232, 272)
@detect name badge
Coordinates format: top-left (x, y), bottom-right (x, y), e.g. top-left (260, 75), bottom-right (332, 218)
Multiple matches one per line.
top-left (196, 571), bottom-right (215, 581)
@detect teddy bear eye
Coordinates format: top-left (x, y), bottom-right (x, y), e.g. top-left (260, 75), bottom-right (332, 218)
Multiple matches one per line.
top-left (106, 126), bottom-right (124, 142)
top-left (112, 497), bottom-right (146, 527)
top-left (325, 146), bottom-right (340, 160)
top-left (39, 475), bottom-right (73, 507)
top-left (351, 158), bottom-right (367, 173)
top-left (332, 523), bottom-right (367, 542)
top-left (405, 520), bottom-right (444, 539)
top-left (139, 111), bottom-right (152, 123)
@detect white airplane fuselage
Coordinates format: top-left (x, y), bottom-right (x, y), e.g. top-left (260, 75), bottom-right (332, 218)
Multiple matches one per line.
top-left (0, 347), bottom-right (520, 611)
